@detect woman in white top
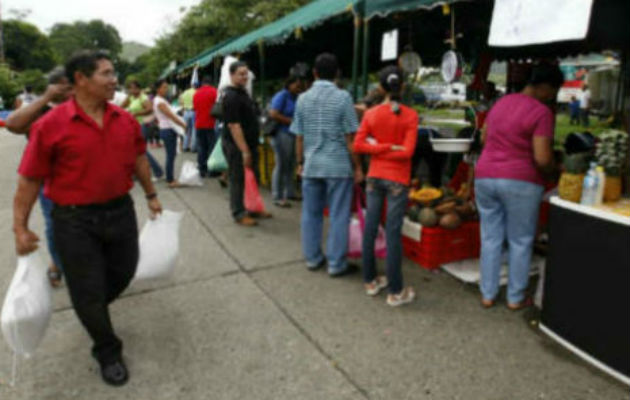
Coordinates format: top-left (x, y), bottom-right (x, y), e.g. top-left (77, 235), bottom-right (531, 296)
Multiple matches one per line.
top-left (154, 79), bottom-right (186, 188)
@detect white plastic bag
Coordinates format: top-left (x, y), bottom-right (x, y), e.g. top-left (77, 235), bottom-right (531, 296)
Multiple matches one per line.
top-left (178, 160), bottom-right (203, 186)
top-left (134, 210), bottom-right (184, 282)
top-left (1, 251), bottom-right (52, 357)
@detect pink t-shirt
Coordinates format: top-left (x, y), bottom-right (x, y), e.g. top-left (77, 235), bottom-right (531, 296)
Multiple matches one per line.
top-left (475, 93), bottom-right (554, 186)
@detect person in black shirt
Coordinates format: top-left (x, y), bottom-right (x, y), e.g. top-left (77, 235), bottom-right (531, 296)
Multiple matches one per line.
top-left (222, 61), bottom-right (271, 226)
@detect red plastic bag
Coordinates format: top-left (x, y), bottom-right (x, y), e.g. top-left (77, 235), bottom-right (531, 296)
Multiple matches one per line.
top-left (244, 168), bottom-right (265, 213)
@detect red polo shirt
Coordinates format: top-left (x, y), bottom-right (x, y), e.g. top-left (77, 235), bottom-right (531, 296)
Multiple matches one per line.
top-left (18, 98), bottom-right (146, 205)
top-left (193, 85), bottom-right (218, 129)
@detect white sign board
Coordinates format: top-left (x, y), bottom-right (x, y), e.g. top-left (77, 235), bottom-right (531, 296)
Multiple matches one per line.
top-left (488, 0), bottom-right (594, 47)
top-left (381, 29), bottom-right (398, 61)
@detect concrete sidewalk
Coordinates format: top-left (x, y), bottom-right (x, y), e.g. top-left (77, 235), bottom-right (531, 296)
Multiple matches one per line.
top-left (0, 132), bottom-right (626, 399)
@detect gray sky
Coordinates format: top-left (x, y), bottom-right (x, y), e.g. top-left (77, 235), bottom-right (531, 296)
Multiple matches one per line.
top-left (3, 0), bottom-right (200, 45)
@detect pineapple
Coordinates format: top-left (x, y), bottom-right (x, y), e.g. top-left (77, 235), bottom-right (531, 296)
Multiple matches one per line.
top-left (596, 130), bottom-right (629, 202)
top-left (558, 153), bottom-right (590, 202)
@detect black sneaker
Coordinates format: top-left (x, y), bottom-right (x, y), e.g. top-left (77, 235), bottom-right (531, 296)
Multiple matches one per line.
top-left (99, 358), bottom-right (129, 387)
top-left (329, 263), bottom-right (359, 278)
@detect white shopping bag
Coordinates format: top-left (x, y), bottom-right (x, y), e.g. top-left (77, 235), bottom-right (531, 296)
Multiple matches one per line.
top-left (178, 160), bottom-right (203, 186)
top-left (1, 250), bottom-right (52, 357)
top-left (134, 210), bottom-right (184, 282)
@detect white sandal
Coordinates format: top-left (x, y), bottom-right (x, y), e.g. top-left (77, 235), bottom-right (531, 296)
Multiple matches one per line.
top-left (365, 276), bottom-right (388, 296)
top-left (387, 287), bottom-right (416, 307)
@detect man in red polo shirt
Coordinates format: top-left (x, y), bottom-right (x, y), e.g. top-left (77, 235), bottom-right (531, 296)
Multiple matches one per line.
top-left (13, 50), bottom-right (162, 387)
top-left (193, 75), bottom-right (218, 177)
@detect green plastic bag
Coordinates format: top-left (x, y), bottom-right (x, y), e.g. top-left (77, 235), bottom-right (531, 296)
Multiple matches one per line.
top-left (207, 138), bottom-right (228, 172)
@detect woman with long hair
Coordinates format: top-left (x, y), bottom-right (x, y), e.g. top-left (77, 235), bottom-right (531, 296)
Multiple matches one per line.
top-left (353, 66), bottom-right (419, 307)
top-left (153, 79), bottom-right (186, 188)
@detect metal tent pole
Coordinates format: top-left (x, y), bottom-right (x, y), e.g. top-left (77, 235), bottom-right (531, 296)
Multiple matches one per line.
top-left (352, 14), bottom-right (362, 101)
top-left (361, 18), bottom-right (371, 97)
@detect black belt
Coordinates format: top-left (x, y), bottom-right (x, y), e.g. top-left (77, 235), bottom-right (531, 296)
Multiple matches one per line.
top-left (54, 194), bottom-right (131, 211)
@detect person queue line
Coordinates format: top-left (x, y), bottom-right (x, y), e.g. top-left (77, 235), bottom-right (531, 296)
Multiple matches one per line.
top-left (6, 49), bottom-right (562, 386)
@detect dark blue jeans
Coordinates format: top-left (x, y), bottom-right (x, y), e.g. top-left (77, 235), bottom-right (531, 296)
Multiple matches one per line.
top-left (142, 124), bottom-right (164, 178)
top-left (362, 178), bottom-right (408, 294)
top-left (39, 189), bottom-right (63, 271)
top-left (159, 128), bottom-right (177, 183)
top-left (197, 128), bottom-right (217, 176)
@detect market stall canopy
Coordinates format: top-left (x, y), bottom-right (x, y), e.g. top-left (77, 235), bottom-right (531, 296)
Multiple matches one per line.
top-left (175, 38), bottom-right (236, 74)
top-left (359, 0), bottom-right (472, 19)
top-left (158, 61), bottom-right (177, 80)
top-left (213, 0), bottom-right (356, 57)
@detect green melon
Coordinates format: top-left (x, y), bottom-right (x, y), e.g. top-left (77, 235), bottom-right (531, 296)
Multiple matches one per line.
top-left (419, 207), bottom-right (439, 227)
top-left (407, 205), bottom-right (421, 222)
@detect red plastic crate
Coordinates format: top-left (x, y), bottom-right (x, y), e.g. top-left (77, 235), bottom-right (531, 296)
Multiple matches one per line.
top-left (403, 221), bottom-right (480, 270)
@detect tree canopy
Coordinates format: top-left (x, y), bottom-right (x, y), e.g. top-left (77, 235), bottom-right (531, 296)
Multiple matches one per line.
top-left (4, 20), bottom-right (57, 71)
top-left (133, 0), bottom-right (309, 86)
top-left (49, 20), bottom-right (123, 62)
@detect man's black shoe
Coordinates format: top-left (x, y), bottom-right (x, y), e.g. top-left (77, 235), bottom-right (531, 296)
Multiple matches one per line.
top-left (100, 358), bottom-right (129, 387)
top-left (330, 263), bottom-right (359, 278)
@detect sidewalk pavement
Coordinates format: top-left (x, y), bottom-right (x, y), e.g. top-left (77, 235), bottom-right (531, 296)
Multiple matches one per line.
top-left (0, 132), bottom-right (626, 399)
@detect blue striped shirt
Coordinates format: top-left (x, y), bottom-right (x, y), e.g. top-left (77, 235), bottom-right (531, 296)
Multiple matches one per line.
top-left (290, 80), bottom-right (359, 178)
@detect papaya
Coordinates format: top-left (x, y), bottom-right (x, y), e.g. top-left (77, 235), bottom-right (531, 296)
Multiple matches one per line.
top-left (454, 202), bottom-right (475, 218)
top-left (409, 187), bottom-right (443, 205)
top-left (439, 212), bottom-right (462, 229)
top-left (434, 200), bottom-right (457, 215)
top-left (419, 207), bottom-right (439, 227)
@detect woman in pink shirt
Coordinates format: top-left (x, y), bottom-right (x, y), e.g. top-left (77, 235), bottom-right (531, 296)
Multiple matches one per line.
top-left (475, 63), bottom-right (563, 310)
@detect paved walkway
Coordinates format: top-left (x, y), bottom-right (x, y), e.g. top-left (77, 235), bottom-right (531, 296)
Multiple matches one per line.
top-left (0, 132), bottom-right (626, 399)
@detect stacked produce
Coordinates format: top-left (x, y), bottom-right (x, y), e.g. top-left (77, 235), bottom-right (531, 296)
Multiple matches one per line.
top-left (558, 153), bottom-right (590, 202)
top-left (595, 130), bottom-right (629, 202)
top-left (407, 184), bottom-right (477, 229)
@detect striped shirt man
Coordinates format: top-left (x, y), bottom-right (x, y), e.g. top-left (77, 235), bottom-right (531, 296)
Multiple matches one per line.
top-left (290, 80), bottom-right (359, 178)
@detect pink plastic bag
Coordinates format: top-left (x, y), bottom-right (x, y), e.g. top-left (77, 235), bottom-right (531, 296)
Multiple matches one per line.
top-left (348, 186), bottom-right (387, 259)
top-left (244, 167), bottom-right (265, 213)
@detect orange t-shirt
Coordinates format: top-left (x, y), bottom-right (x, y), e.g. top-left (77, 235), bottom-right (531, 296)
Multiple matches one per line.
top-left (353, 103), bottom-right (418, 185)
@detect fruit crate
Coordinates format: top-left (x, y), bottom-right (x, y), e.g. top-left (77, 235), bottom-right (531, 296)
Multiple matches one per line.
top-left (402, 221), bottom-right (480, 270)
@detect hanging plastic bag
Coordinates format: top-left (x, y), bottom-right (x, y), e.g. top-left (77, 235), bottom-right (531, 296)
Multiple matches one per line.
top-left (178, 160), bottom-right (203, 186)
top-left (134, 210), bottom-right (184, 282)
top-left (207, 138), bottom-right (228, 172)
top-left (347, 186), bottom-right (387, 259)
top-left (1, 250), bottom-right (52, 357)
top-left (244, 167), bottom-right (265, 213)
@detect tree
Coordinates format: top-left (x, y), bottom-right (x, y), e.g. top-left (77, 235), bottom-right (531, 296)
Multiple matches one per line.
top-left (0, 65), bottom-right (21, 107)
top-left (49, 20), bottom-right (123, 62)
top-left (3, 20), bottom-right (57, 71)
top-left (17, 69), bottom-right (47, 93)
top-left (134, 0), bottom-right (309, 85)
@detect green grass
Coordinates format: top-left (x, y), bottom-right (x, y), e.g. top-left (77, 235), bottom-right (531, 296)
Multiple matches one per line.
top-left (553, 114), bottom-right (606, 149)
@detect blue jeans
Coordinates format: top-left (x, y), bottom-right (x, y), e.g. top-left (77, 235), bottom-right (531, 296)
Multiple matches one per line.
top-left (363, 178), bottom-right (408, 294)
top-left (160, 129), bottom-right (178, 183)
top-left (301, 177), bottom-right (353, 274)
top-left (39, 189), bottom-right (63, 272)
top-left (141, 124), bottom-right (164, 177)
top-left (271, 131), bottom-right (296, 200)
top-left (197, 128), bottom-right (217, 176)
top-left (183, 110), bottom-right (196, 150)
top-left (475, 178), bottom-right (544, 304)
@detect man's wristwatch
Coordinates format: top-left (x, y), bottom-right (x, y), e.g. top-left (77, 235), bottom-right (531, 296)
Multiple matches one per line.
top-left (145, 193), bottom-right (158, 200)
